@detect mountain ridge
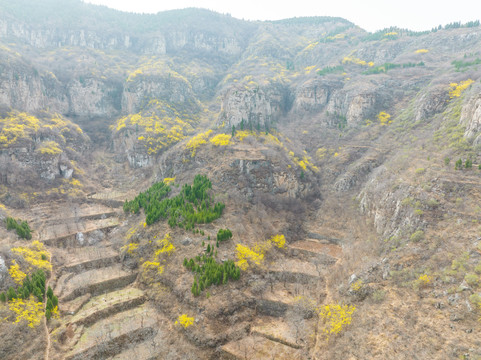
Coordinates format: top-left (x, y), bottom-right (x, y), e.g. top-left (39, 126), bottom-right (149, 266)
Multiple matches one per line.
top-left (1, 1), bottom-right (481, 359)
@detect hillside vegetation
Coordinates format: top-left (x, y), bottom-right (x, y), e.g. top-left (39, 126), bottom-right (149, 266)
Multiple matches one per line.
top-left (0, 1), bottom-right (481, 359)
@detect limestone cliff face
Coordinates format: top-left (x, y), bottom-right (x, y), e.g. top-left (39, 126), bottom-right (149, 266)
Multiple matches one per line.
top-left (0, 148), bottom-right (73, 184)
top-left (461, 84), bottom-right (481, 144)
top-left (0, 18), bottom-right (132, 50)
top-left (121, 74), bottom-right (199, 115)
top-left (112, 72), bottom-right (201, 168)
top-left (235, 158), bottom-right (307, 199)
top-left (325, 84), bottom-right (388, 126)
top-left (0, 15), bottom-right (245, 57)
top-left (292, 77), bottom-right (388, 126)
top-left (292, 79), bottom-right (340, 113)
top-left (67, 78), bottom-right (122, 118)
top-left (358, 166), bottom-right (425, 238)
top-left (112, 130), bottom-right (153, 169)
top-left (334, 156), bottom-right (383, 192)
top-left (0, 61), bottom-right (46, 113)
top-left (0, 112), bottom-right (89, 187)
top-left (414, 85), bottom-right (449, 122)
top-left (0, 59), bottom-right (122, 118)
top-left (218, 84), bottom-right (290, 128)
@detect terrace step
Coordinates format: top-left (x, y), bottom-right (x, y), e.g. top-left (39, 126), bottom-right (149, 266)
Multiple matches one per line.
top-left (58, 264), bottom-right (136, 302)
top-left (62, 253), bottom-right (120, 273)
top-left (70, 288), bottom-right (146, 327)
top-left (254, 282), bottom-right (321, 318)
top-left (221, 335), bottom-right (304, 360)
top-left (269, 258), bottom-right (321, 284)
top-left (66, 305), bottom-right (157, 360)
top-left (251, 317), bottom-right (306, 349)
top-left (288, 240), bottom-right (340, 264)
top-left (306, 232), bottom-right (341, 244)
top-left (38, 211), bottom-right (119, 228)
top-left (40, 218), bottom-right (120, 248)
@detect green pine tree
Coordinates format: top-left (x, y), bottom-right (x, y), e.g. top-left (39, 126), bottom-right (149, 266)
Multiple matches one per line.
top-left (47, 286), bottom-right (54, 300)
top-left (46, 298), bottom-right (53, 312)
top-left (7, 287), bottom-right (17, 301)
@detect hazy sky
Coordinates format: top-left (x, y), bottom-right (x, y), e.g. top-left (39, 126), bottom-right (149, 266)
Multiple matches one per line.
top-left (83, 0), bottom-right (480, 32)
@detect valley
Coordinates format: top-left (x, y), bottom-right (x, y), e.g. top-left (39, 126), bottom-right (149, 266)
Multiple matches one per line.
top-left (1, 1), bottom-right (481, 359)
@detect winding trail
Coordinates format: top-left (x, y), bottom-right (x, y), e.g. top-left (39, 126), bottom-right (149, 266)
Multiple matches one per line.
top-left (44, 265), bottom-right (52, 360)
top-left (312, 255), bottom-right (343, 359)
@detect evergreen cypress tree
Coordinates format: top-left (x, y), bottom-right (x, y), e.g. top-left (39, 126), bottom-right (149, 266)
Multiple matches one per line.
top-left (46, 298), bottom-right (53, 312)
top-left (7, 287), bottom-right (17, 301)
top-left (47, 286), bottom-right (54, 300)
top-left (34, 287), bottom-right (43, 302)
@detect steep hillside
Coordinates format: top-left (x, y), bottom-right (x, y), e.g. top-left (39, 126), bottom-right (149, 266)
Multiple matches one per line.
top-left (1, 1), bottom-right (481, 359)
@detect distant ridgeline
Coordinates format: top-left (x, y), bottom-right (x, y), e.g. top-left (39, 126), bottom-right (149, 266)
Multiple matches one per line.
top-left (0, 0), bottom-right (253, 45)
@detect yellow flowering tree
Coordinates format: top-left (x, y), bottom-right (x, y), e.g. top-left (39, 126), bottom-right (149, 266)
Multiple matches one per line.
top-left (377, 111), bottom-right (392, 126)
top-left (8, 296), bottom-right (45, 328)
top-left (142, 261), bottom-right (164, 276)
top-left (114, 99), bottom-right (197, 156)
top-left (8, 260), bottom-right (26, 285)
top-left (11, 240), bottom-right (52, 272)
top-left (163, 177), bottom-right (176, 185)
top-left (35, 141), bottom-right (63, 155)
top-left (235, 130), bottom-right (254, 141)
top-left (0, 111), bottom-right (83, 148)
top-left (235, 234), bottom-right (286, 270)
top-left (140, 233), bottom-right (174, 283)
top-left (318, 303), bottom-right (356, 339)
top-left (210, 133), bottom-right (231, 146)
top-left (121, 242), bottom-right (139, 255)
top-left (350, 279), bottom-right (363, 292)
top-left (449, 79), bottom-right (474, 98)
top-left (155, 233), bottom-right (175, 257)
top-left (186, 129), bottom-right (212, 156)
top-left (413, 274), bottom-right (432, 289)
top-left (235, 244), bottom-right (264, 270)
top-left (175, 314), bottom-right (194, 328)
top-left (269, 234), bottom-right (286, 248)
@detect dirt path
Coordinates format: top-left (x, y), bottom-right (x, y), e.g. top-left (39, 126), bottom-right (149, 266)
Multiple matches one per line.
top-left (44, 268), bottom-right (52, 360)
top-left (311, 256), bottom-right (343, 359)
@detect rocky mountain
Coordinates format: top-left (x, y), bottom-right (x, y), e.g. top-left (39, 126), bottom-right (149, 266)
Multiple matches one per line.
top-left (1, 1), bottom-right (481, 359)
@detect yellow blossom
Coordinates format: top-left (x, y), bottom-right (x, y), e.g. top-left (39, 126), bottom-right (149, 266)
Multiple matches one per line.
top-left (8, 260), bottom-right (26, 284)
top-left (175, 314), bottom-right (194, 328)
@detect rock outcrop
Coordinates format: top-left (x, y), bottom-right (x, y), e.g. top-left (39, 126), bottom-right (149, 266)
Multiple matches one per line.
top-left (0, 111), bottom-right (89, 186)
top-left (218, 84), bottom-right (291, 128)
top-left (461, 84), bottom-right (481, 144)
top-left (358, 166), bottom-right (425, 238)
